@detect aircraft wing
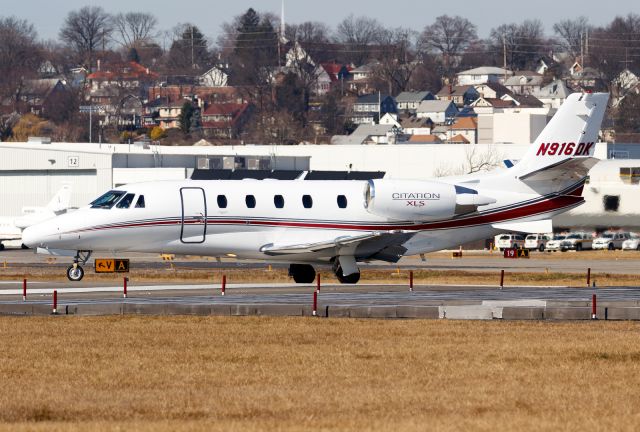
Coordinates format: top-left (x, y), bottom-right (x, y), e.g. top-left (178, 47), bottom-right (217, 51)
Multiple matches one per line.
top-left (261, 232), bottom-right (383, 254)
top-left (260, 231), bottom-right (416, 263)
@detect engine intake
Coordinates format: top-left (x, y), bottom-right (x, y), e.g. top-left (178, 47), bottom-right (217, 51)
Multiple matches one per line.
top-left (364, 180), bottom-right (495, 222)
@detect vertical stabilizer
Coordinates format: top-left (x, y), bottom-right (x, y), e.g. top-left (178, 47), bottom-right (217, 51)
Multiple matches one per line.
top-left (513, 92), bottom-right (608, 178)
top-left (46, 184), bottom-right (72, 213)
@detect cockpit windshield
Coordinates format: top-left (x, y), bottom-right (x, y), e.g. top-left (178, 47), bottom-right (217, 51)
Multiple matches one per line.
top-left (116, 193), bottom-right (135, 209)
top-left (91, 191), bottom-right (126, 209)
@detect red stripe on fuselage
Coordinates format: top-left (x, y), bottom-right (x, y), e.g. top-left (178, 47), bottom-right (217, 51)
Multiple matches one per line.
top-left (76, 191), bottom-right (583, 234)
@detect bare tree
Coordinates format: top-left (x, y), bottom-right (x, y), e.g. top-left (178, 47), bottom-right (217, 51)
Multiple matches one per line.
top-left (408, 54), bottom-right (443, 93)
top-left (59, 6), bottom-right (113, 71)
top-left (589, 14), bottom-right (640, 89)
top-left (0, 17), bottom-right (42, 109)
top-left (553, 17), bottom-right (590, 62)
top-left (433, 145), bottom-right (504, 177)
top-left (420, 15), bottom-right (478, 77)
top-left (371, 27), bottom-right (420, 95)
top-left (489, 20), bottom-right (546, 71)
top-left (112, 12), bottom-right (158, 49)
top-left (334, 15), bottom-right (384, 64)
top-left (285, 21), bottom-right (334, 63)
top-left (286, 21), bottom-right (331, 45)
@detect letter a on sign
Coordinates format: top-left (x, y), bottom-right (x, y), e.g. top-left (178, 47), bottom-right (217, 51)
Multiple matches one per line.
top-left (115, 259), bottom-right (130, 273)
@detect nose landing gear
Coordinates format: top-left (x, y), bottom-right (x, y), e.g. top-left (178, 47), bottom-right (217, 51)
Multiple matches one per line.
top-left (67, 250), bottom-right (92, 282)
top-left (332, 256), bottom-right (361, 284)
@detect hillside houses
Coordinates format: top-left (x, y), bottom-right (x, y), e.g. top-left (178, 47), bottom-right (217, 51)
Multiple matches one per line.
top-left (416, 100), bottom-right (458, 123)
top-left (336, 64), bottom-right (560, 146)
top-left (396, 91), bottom-right (435, 112)
top-left (456, 67), bottom-right (513, 86)
top-left (349, 94), bottom-right (397, 125)
top-left (201, 103), bottom-right (253, 139)
top-left (7, 33), bottom-right (614, 149)
top-left (437, 85), bottom-right (479, 107)
top-left (504, 71), bottom-right (543, 95)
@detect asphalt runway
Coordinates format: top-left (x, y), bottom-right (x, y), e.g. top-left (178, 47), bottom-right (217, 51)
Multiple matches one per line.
top-left (2, 248), bottom-right (640, 274)
top-left (0, 282), bottom-right (638, 304)
top-left (1, 248), bottom-right (639, 319)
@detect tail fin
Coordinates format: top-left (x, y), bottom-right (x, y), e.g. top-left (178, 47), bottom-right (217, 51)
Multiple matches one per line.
top-left (46, 184), bottom-right (72, 213)
top-left (513, 92), bottom-right (609, 192)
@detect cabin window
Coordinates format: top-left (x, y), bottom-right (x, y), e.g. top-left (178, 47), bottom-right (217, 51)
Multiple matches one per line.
top-left (274, 195), bottom-right (285, 208)
top-left (90, 190), bottom-right (126, 209)
top-left (135, 195), bottom-right (145, 208)
top-left (217, 195), bottom-right (227, 208)
top-left (246, 195), bottom-right (256, 208)
top-left (302, 195), bottom-right (313, 209)
top-left (116, 193), bottom-right (135, 209)
top-left (337, 195), bottom-right (347, 208)
top-left (603, 195), bottom-right (620, 212)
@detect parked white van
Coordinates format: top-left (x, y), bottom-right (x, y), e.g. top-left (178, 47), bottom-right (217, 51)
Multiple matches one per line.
top-left (495, 233), bottom-right (526, 251)
top-left (524, 234), bottom-right (552, 252)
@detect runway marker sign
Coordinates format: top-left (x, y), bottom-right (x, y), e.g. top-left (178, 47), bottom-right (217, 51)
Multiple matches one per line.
top-left (503, 248), bottom-right (529, 259)
top-left (95, 259), bottom-right (130, 273)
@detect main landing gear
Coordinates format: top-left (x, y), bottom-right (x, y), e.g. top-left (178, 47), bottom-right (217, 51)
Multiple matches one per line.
top-left (67, 250), bottom-right (92, 282)
top-left (288, 259), bottom-right (362, 285)
top-left (288, 264), bottom-right (316, 283)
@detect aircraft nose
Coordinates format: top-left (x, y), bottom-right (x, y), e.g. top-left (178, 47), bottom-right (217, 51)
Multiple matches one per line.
top-left (22, 223), bottom-right (51, 249)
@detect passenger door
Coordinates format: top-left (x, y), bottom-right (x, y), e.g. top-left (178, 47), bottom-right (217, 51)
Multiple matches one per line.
top-left (180, 187), bottom-right (207, 243)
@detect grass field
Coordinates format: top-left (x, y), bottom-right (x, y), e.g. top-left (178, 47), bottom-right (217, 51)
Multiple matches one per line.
top-left (1, 316), bottom-right (640, 431)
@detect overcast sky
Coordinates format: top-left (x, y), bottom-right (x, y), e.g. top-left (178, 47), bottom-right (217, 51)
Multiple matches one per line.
top-left (2, 0), bottom-right (637, 43)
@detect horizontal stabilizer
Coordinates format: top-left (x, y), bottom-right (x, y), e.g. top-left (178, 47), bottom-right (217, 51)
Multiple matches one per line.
top-left (492, 219), bottom-right (553, 234)
top-left (260, 232), bottom-right (382, 255)
top-left (519, 157), bottom-right (598, 195)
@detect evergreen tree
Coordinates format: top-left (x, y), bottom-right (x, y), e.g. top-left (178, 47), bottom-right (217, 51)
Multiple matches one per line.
top-left (231, 9), bottom-right (278, 87)
top-left (190, 107), bottom-right (202, 135)
top-left (126, 47), bottom-right (140, 63)
top-left (167, 24), bottom-right (209, 73)
top-left (178, 101), bottom-right (194, 135)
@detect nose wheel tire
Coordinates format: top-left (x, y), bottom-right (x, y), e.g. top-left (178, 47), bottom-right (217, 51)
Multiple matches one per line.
top-left (67, 265), bottom-right (85, 282)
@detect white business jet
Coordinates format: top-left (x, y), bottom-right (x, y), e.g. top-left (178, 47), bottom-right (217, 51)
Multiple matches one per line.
top-left (0, 184), bottom-right (72, 250)
top-left (23, 93), bottom-right (608, 282)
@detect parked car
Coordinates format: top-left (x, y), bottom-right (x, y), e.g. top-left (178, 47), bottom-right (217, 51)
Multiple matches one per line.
top-left (622, 235), bottom-right (640, 251)
top-left (592, 232), bottom-right (631, 250)
top-left (545, 235), bottom-right (567, 252)
top-left (525, 234), bottom-right (551, 251)
top-left (495, 233), bottom-right (526, 251)
top-left (559, 232), bottom-right (593, 251)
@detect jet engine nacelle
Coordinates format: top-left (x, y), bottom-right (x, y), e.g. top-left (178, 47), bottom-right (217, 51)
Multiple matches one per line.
top-left (364, 179), bottom-right (496, 222)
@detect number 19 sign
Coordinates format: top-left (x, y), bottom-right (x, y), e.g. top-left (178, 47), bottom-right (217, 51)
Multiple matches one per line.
top-left (503, 248), bottom-right (529, 259)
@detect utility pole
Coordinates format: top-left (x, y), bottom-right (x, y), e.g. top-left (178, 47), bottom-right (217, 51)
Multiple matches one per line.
top-left (502, 34), bottom-right (507, 81)
top-left (580, 30), bottom-right (584, 67)
top-left (278, 0), bottom-right (286, 67)
top-left (191, 26), bottom-right (195, 69)
top-left (585, 27), bottom-right (589, 66)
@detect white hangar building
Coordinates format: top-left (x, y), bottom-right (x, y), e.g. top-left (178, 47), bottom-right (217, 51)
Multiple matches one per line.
top-left (1, 139), bottom-right (639, 231)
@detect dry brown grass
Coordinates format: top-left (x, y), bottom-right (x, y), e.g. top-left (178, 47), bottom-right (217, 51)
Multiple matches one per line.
top-left (1, 317), bottom-right (640, 431)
